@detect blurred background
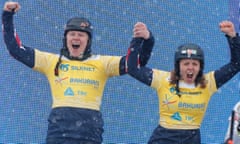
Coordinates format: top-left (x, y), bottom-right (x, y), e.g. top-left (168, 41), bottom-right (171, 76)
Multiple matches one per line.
top-left (0, 0), bottom-right (239, 143)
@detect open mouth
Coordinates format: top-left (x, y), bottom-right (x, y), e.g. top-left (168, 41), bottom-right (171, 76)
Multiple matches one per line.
top-left (187, 73), bottom-right (193, 79)
top-left (72, 44), bottom-right (80, 49)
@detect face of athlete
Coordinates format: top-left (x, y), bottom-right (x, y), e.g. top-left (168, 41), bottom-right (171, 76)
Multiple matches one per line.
top-left (179, 59), bottom-right (200, 84)
top-left (66, 30), bottom-right (89, 58)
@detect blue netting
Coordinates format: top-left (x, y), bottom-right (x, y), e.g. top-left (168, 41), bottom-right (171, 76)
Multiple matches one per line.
top-left (0, 0), bottom-right (238, 143)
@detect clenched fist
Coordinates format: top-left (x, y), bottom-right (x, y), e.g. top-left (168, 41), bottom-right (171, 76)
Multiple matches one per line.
top-left (3, 1), bottom-right (21, 13)
top-left (219, 20), bottom-right (236, 37)
top-left (133, 22), bottom-right (150, 40)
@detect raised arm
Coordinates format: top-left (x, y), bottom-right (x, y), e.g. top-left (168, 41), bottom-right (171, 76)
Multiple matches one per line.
top-left (2, 2), bottom-right (35, 68)
top-left (119, 22), bottom-right (154, 75)
top-left (214, 21), bottom-right (240, 88)
top-left (134, 22), bottom-right (155, 66)
top-left (126, 36), bottom-right (154, 86)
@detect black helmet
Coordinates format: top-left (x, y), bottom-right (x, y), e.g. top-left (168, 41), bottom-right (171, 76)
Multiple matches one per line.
top-left (174, 43), bottom-right (204, 77)
top-left (62, 17), bottom-right (93, 60)
top-left (64, 17), bottom-right (93, 37)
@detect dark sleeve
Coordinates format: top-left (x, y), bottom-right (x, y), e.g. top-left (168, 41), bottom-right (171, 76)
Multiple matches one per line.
top-left (119, 32), bottom-right (155, 75)
top-left (2, 11), bottom-right (35, 68)
top-left (138, 32), bottom-right (155, 66)
top-left (126, 38), bottom-right (153, 86)
top-left (214, 34), bottom-right (240, 88)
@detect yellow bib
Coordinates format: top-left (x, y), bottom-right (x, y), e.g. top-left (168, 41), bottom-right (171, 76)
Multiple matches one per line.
top-left (33, 49), bottom-right (121, 110)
